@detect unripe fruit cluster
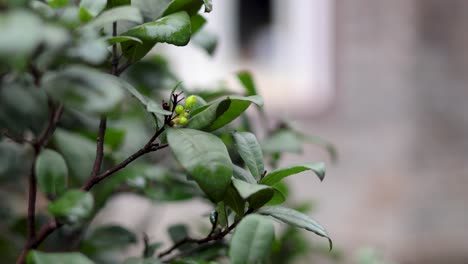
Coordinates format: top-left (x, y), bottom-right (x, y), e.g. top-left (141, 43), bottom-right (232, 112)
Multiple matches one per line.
top-left (171, 95), bottom-right (197, 126)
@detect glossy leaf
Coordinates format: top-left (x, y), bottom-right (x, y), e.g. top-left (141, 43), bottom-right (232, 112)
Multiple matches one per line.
top-left (266, 186), bottom-right (286, 206)
top-left (35, 149), bottom-right (68, 197)
top-left (232, 165), bottom-right (256, 184)
top-left (107, 35), bottom-right (143, 45)
top-left (190, 14), bottom-right (206, 34)
top-left (167, 128), bottom-right (232, 201)
top-left (85, 6), bottom-right (143, 29)
top-left (107, 0), bottom-right (131, 8)
top-left (192, 29), bottom-right (217, 55)
top-left (224, 184), bottom-right (245, 216)
top-left (48, 190), bottom-right (94, 224)
top-left (229, 214), bottom-right (275, 264)
top-left (301, 134), bottom-right (338, 163)
top-left (53, 129), bottom-right (96, 184)
top-left (260, 162), bottom-right (326, 186)
top-left (188, 96), bottom-right (263, 131)
top-left (232, 132), bottom-right (264, 179)
top-left (0, 11), bottom-right (43, 64)
top-left (122, 11), bottom-right (191, 62)
top-left (236, 71), bottom-right (257, 96)
top-left (131, 0), bottom-right (172, 21)
top-left (162, 0), bottom-right (203, 16)
top-left (257, 206), bottom-right (332, 250)
top-left (42, 66), bottom-right (126, 114)
top-left (83, 225), bottom-right (137, 250)
top-left (123, 84), bottom-right (173, 116)
top-left (261, 129), bottom-right (303, 154)
top-left (79, 0), bottom-right (106, 21)
top-left (27, 251), bottom-right (94, 264)
top-left (232, 178), bottom-right (274, 209)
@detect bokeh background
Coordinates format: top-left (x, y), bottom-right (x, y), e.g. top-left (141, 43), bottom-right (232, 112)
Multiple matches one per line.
top-left (92, 0), bottom-right (468, 263)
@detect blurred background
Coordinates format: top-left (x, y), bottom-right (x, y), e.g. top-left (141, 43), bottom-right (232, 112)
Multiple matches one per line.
top-left (94, 0), bottom-right (468, 263)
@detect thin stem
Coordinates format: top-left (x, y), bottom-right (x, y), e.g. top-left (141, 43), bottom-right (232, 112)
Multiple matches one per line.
top-left (158, 209), bottom-right (253, 259)
top-left (82, 128), bottom-right (167, 191)
top-left (16, 101), bottom-right (64, 264)
top-left (111, 22), bottom-right (119, 76)
top-left (89, 117), bottom-right (107, 179)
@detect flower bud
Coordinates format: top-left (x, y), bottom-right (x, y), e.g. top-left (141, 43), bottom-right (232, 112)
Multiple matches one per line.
top-left (175, 105), bottom-right (185, 115)
top-left (179, 116), bottom-right (188, 125)
top-left (185, 95), bottom-right (197, 109)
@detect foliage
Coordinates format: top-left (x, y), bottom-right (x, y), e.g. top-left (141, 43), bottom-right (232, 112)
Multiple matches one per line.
top-left (0, 1), bottom-right (338, 263)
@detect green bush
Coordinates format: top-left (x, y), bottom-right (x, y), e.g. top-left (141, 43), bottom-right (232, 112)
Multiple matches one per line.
top-left (0, 1), bottom-right (337, 263)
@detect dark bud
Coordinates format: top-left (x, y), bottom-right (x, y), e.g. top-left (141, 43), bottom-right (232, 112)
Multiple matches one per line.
top-left (162, 100), bottom-right (170, 110)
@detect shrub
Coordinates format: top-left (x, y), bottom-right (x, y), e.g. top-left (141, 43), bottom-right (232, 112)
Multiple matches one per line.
top-left (0, 1), bottom-right (336, 263)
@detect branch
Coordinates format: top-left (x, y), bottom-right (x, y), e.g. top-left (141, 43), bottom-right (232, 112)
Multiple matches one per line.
top-left (82, 128), bottom-right (167, 191)
top-left (89, 117), bottom-right (107, 179)
top-left (158, 209), bottom-right (253, 259)
top-left (16, 101), bottom-right (64, 264)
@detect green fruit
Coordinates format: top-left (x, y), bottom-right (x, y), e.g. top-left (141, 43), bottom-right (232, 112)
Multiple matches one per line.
top-left (181, 111), bottom-right (189, 118)
top-left (175, 105), bottom-right (185, 114)
top-left (179, 116), bottom-right (188, 125)
top-left (185, 95), bottom-right (197, 109)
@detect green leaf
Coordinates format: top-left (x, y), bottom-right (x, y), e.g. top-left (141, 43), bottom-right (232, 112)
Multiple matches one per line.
top-left (188, 96), bottom-right (263, 131)
top-left (79, 0), bottom-right (107, 20)
top-left (162, 0), bottom-right (203, 17)
top-left (232, 131), bottom-right (264, 179)
top-left (48, 190), bottom-right (94, 224)
top-left (236, 71), bottom-right (257, 96)
top-left (122, 11), bottom-right (191, 62)
top-left (83, 225), bottom-right (137, 250)
top-left (131, 0), bottom-right (172, 21)
top-left (231, 178), bottom-right (273, 209)
top-left (257, 206), bottom-right (332, 250)
top-left (229, 214), bottom-right (275, 264)
top-left (0, 11), bottom-right (43, 66)
top-left (216, 202), bottom-right (228, 228)
top-left (190, 14), bottom-right (206, 35)
top-left (42, 66), bottom-right (127, 114)
top-left (166, 128), bottom-right (232, 202)
top-left (192, 29), bottom-right (217, 55)
top-left (261, 129), bottom-right (303, 154)
top-left (85, 6), bottom-right (143, 29)
top-left (203, 0), bottom-right (212, 13)
top-left (46, 0), bottom-right (70, 8)
top-left (35, 149), bottom-right (68, 198)
top-left (168, 224), bottom-right (189, 243)
top-left (53, 129), bottom-right (96, 184)
top-left (224, 184), bottom-right (245, 216)
top-left (107, 0), bottom-right (131, 8)
top-left (266, 187), bottom-right (286, 206)
top-left (144, 242), bottom-right (163, 258)
top-left (123, 84), bottom-right (173, 116)
top-left (124, 258), bottom-right (161, 264)
top-left (146, 100), bottom-right (173, 116)
top-left (27, 251), bottom-right (94, 264)
top-left (232, 165), bottom-right (256, 184)
top-left (107, 35), bottom-right (143, 45)
top-left (260, 162), bottom-right (326, 186)
top-left (301, 134), bottom-right (338, 163)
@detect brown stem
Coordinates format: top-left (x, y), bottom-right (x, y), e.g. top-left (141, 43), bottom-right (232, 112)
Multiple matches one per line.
top-left (82, 128), bottom-right (167, 191)
top-left (16, 101), bottom-right (64, 264)
top-left (111, 22), bottom-right (119, 76)
top-left (158, 209), bottom-right (253, 259)
top-left (89, 117), bottom-right (107, 179)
